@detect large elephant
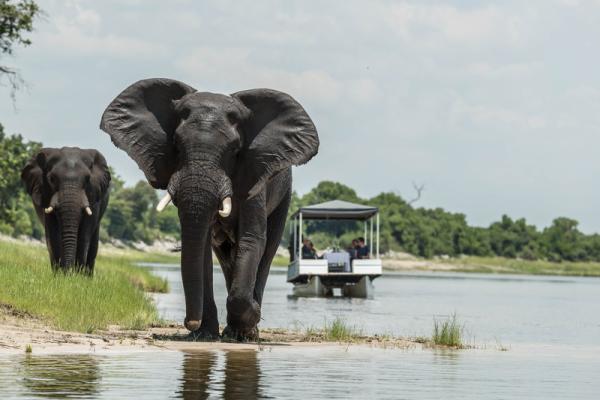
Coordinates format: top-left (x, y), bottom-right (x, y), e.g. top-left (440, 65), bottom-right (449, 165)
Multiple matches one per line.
top-left (100, 78), bottom-right (319, 340)
top-left (21, 147), bottom-right (111, 273)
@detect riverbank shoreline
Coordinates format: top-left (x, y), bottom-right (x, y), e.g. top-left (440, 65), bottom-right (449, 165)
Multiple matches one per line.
top-left (4, 234), bottom-right (600, 277)
top-left (0, 308), bottom-right (422, 355)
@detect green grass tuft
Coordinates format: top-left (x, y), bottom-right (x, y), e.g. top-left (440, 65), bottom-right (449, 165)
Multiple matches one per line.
top-left (0, 240), bottom-right (166, 333)
top-left (324, 317), bottom-right (362, 342)
top-left (25, 344), bottom-right (32, 353)
top-left (432, 313), bottom-right (462, 347)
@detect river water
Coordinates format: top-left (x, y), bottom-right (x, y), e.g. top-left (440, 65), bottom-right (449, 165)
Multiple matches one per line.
top-left (1, 263), bottom-right (600, 399)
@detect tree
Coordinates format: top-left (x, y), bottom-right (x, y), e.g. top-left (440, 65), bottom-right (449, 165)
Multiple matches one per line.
top-left (0, 122), bottom-right (41, 237)
top-left (488, 215), bottom-right (540, 259)
top-left (299, 181), bottom-right (363, 245)
top-left (300, 180), bottom-right (362, 205)
top-left (540, 217), bottom-right (585, 261)
top-left (102, 180), bottom-right (161, 243)
top-left (0, 0), bottom-right (41, 98)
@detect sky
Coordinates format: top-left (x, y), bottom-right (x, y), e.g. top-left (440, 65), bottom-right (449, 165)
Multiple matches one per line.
top-left (1, 0), bottom-right (600, 232)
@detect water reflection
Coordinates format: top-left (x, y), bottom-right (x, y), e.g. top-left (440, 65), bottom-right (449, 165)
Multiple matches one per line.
top-left (223, 351), bottom-right (262, 399)
top-left (178, 352), bottom-right (215, 400)
top-left (178, 350), bottom-right (263, 400)
top-left (21, 354), bottom-right (100, 398)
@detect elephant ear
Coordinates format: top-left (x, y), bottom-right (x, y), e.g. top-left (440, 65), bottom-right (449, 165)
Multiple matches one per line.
top-left (21, 148), bottom-right (54, 207)
top-left (99, 78), bottom-right (196, 189)
top-left (86, 149), bottom-right (111, 202)
top-left (232, 89), bottom-right (319, 198)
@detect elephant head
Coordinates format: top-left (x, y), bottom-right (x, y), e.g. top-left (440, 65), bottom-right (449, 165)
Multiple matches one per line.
top-left (21, 147), bottom-right (111, 269)
top-left (100, 78), bottom-right (318, 331)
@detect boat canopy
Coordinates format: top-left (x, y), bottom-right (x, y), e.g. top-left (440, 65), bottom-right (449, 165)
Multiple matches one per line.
top-left (291, 200), bottom-right (378, 220)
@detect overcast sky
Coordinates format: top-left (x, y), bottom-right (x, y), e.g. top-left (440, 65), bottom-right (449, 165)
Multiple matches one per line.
top-left (1, 0), bottom-right (599, 232)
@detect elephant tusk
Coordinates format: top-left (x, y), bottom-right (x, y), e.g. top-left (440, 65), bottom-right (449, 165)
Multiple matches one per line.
top-left (156, 193), bottom-right (172, 212)
top-left (85, 207), bottom-right (93, 216)
top-left (44, 207), bottom-right (54, 214)
top-left (219, 197), bottom-right (232, 218)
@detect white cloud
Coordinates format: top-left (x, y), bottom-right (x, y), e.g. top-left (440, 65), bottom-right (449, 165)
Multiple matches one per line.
top-left (36, 1), bottom-right (166, 58)
top-left (175, 47), bottom-right (381, 108)
top-left (385, 3), bottom-right (523, 47)
top-left (466, 62), bottom-right (540, 79)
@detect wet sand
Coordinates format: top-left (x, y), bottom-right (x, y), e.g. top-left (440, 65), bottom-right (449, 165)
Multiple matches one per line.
top-left (0, 307), bottom-right (418, 355)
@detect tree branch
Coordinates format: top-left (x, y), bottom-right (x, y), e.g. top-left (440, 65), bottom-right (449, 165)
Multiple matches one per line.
top-left (0, 64), bottom-right (24, 102)
top-left (408, 181), bottom-right (425, 205)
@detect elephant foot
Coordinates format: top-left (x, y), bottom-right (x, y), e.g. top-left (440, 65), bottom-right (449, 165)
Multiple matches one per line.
top-left (184, 318), bottom-right (202, 332)
top-left (221, 325), bottom-right (259, 342)
top-left (226, 296), bottom-right (261, 328)
top-left (188, 327), bottom-right (220, 342)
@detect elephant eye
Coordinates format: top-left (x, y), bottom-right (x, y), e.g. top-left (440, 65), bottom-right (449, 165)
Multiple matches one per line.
top-left (47, 174), bottom-right (55, 185)
top-left (226, 110), bottom-right (240, 124)
top-left (178, 106), bottom-right (191, 120)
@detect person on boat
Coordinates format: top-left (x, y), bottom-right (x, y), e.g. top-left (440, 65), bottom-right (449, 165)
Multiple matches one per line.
top-left (309, 240), bottom-right (320, 258)
top-left (347, 238), bottom-right (359, 260)
top-left (302, 238), bottom-right (318, 259)
top-left (357, 237), bottom-right (370, 259)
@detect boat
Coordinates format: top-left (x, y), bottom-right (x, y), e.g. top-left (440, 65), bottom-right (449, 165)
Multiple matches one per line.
top-left (287, 200), bottom-right (382, 298)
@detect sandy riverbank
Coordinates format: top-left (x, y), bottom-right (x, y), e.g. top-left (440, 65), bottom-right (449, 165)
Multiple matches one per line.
top-left (0, 306), bottom-right (418, 355)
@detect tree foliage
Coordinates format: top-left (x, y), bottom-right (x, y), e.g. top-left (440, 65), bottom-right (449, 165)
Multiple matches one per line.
top-left (101, 174), bottom-right (180, 244)
top-left (1, 130), bottom-right (599, 262)
top-left (0, 123), bottom-right (42, 237)
top-left (289, 180), bottom-right (600, 263)
top-left (0, 0), bottom-right (41, 96)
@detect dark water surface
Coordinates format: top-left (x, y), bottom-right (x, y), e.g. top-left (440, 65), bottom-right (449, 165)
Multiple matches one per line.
top-left (1, 264), bottom-right (599, 399)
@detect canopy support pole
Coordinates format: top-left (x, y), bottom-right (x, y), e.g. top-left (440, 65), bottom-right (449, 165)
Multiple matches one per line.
top-left (298, 212), bottom-right (303, 260)
top-left (376, 212), bottom-right (380, 258)
top-left (292, 216), bottom-right (297, 260)
top-left (370, 216), bottom-right (374, 256)
top-left (364, 221), bottom-right (368, 245)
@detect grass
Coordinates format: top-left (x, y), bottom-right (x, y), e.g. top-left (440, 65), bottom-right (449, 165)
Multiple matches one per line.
top-left (0, 240), bottom-right (167, 333)
top-left (297, 317), bottom-right (363, 342)
top-left (324, 317), bottom-right (362, 341)
top-left (271, 255), bottom-right (289, 267)
top-left (95, 250), bottom-right (169, 293)
top-left (442, 256), bottom-right (600, 277)
top-left (432, 313), bottom-right (462, 347)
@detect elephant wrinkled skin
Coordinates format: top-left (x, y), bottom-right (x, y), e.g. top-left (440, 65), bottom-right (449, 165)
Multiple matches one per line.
top-left (100, 78), bottom-right (319, 340)
top-left (21, 147), bottom-right (111, 273)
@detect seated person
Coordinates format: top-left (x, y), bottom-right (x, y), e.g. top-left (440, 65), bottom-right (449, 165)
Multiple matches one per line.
top-left (309, 241), bottom-right (321, 259)
top-left (347, 238), bottom-right (359, 260)
top-left (301, 238), bottom-right (318, 259)
top-left (356, 237), bottom-right (370, 259)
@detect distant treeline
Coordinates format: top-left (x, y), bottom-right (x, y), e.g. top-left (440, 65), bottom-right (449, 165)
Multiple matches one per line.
top-left (1, 124), bottom-right (599, 262)
top-left (291, 181), bottom-right (600, 263)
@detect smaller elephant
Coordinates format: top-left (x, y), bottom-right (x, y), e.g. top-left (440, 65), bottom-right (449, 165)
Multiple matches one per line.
top-left (21, 147), bottom-right (111, 273)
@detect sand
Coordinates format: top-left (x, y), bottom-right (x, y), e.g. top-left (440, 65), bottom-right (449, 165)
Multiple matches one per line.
top-left (0, 306), bottom-right (418, 355)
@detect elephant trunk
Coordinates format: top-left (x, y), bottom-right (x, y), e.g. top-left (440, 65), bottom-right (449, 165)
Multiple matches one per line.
top-left (179, 214), bottom-right (210, 331)
top-left (58, 202), bottom-right (82, 269)
top-left (57, 189), bottom-right (90, 269)
top-left (171, 162), bottom-right (232, 331)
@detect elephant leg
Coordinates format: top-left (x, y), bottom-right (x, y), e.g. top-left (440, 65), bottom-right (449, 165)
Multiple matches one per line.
top-left (196, 235), bottom-right (219, 339)
top-left (253, 189), bottom-right (291, 306)
top-left (45, 216), bottom-right (61, 269)
top-left (85, 226), bottom-right (100, 274)
top-left (76, 217), bottom-right (95, 274)
top-left (213, 239), bottom-right (234, 292)
top-left (223, 195), bottom-right (267, 341)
